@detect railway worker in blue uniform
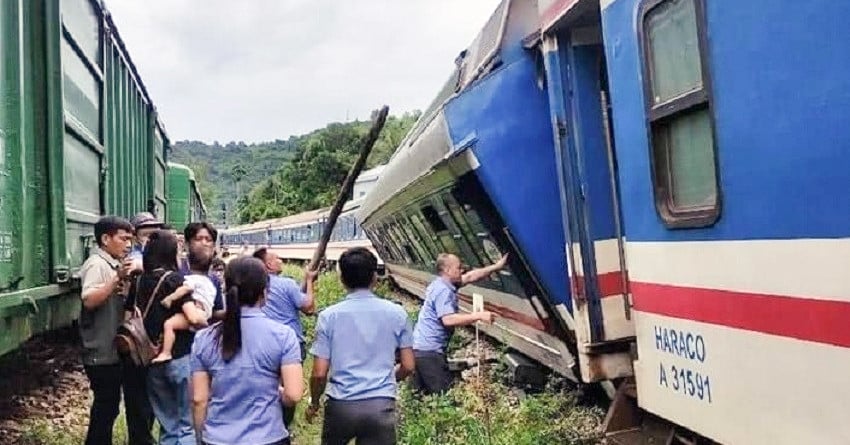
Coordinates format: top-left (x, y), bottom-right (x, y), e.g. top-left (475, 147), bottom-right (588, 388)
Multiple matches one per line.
top-left (411, 252), bottom-right (508, 395)
top-left (306, 247), bottom-right (415, 445)
top-left (191, 257), bottom-right (304, 445)
top-left (253, 247), bottom-right (317, 355)
top-left (79, 216), bottom-right (146, 445)
top-left (253, 247), bottom-right (316, 428)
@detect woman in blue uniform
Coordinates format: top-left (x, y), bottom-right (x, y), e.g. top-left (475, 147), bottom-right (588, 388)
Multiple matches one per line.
top-left (191, 256), bottom-right (304, 445)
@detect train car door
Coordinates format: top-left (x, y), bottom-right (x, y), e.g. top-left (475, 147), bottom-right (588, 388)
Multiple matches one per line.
top-left (59, 0), bottom-right (106, 271)
top-left (540, 1), bottom-right (634, 383)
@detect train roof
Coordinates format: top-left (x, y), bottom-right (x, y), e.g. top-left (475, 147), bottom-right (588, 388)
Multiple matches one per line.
top-left (358, 0), bottom-right (537, 222)
top-left (101, 2), bottom-right (170, 142)
top-left (224, 198), bottom-right (365, 233)
top-left (167, 162), bottom-right (196, 180)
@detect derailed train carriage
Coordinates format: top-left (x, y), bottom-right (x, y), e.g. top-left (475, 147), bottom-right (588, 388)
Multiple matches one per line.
top-left (0, 0), bottom-right (175, 355)
top-left (359, 0), bottom-right (850, 443)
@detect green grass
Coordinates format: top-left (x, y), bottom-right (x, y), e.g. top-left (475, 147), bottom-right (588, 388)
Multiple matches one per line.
top-left (17, 406), bottom-right (129, 445)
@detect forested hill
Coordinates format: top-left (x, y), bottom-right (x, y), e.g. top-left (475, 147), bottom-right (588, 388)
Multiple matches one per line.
top-left (170, 111), bottom-right (420, 225)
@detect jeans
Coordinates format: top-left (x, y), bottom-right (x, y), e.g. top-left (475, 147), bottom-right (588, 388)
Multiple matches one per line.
top-left (147, 355), bottom-right (195, 445)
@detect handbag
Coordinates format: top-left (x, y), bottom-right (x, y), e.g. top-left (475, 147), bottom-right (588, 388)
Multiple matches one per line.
top-left (115, 271), bottom-right (172, 366)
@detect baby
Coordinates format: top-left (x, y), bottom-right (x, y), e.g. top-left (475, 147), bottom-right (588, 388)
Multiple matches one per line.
top-left (151, 250), bottom-right (216, 364)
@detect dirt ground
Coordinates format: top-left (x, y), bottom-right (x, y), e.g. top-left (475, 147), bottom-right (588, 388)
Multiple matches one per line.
top-left (0, 329), bottom-right (92, 444)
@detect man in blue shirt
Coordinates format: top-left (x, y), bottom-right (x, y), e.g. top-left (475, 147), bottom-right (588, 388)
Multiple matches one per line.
top-left (253, 247), bottom-right (316, 429)
top-left (411, 252), bottom-right (507, 395)
top-left (253, 248), bottom-right (317, 355)
top-left (307, 247), bottom-right (415, 445)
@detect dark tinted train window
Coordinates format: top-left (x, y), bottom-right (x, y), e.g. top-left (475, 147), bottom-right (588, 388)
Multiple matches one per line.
top-left (399, 217), bottom-right (432, 269)
top-left (410, 212), bottom-right (442, 257)
top-left (396, 220), bottom-right (424, 265)
top-left (387, 222), bottom-right (414, 264)
top-left (454, 196), bottom-right (526, 296)
top-left (641, 0), bottom-right (719, 227)
top-left (379, 224), bottom-right (402, 263)
top-left (441, 195), bottom-right (486, 268)
top-left (421, 205), bottom-right (448, 232)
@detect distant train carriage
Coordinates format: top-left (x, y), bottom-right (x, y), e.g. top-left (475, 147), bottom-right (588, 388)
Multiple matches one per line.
top-left (0, 0), bottom-right (173, 354)
top-left (222, 198), bottom-right (382, 267)
top-left (166, 162), bottom-right (207, 229)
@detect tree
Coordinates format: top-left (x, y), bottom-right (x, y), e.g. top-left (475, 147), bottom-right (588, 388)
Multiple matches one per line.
top-left (231, 163), bottom-right (248, 200)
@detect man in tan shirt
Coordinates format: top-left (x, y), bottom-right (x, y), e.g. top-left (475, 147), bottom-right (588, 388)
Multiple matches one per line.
top-left (79, 216), bottom-right (141, 445)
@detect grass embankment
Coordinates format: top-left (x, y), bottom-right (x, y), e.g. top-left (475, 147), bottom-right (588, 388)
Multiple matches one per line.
top-left (286, 265), bottom-right (603, 445)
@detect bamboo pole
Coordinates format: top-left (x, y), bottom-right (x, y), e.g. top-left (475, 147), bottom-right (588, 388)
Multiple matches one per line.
top-left (307, 106), bottom-right (389, 272)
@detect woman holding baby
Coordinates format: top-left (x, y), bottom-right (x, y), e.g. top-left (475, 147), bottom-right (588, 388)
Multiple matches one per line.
top-left (126, 230), bottom-right (199, 445)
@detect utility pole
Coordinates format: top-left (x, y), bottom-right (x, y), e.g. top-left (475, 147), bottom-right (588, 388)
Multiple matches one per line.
top-left (307, 105), bottom-right (389, 273)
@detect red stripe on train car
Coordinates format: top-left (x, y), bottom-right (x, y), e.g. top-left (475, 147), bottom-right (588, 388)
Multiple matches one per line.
top-left (391, 268), bottom-right (553, 333)
top-left (456, 293), bottom-right (550, 332)
top-left (572, 271), bottom-right (627, 299)
top-left (632, 282), bottom-right (850, 348)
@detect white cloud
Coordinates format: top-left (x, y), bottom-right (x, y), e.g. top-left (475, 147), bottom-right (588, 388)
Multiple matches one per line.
top-left (104, 0), bottom-right (502, 143)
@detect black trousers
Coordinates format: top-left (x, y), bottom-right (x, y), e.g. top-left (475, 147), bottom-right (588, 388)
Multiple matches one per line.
top-left (412, 351), bottom-right (453, 395)
top-left (321, 398), bottom-right (397, 445)
top-left (84, 361), bottom-right (154, 445)
top-left (122, 360), bottom-right (155, 445)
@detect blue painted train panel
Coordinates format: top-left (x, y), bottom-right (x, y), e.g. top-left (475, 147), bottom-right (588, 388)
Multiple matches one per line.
top-left (603, 0), bottom-right (850, 242)
top-left (443, 58), bottom-right (571, 306)
top-left (567, 43), bottom-right (619, 242)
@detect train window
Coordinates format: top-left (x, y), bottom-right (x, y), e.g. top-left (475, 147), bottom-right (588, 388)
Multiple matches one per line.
top-left (379, 225), bottom-right (401, 262)
top-left (441, 195), bottom-right (486, 268)
top-left (640, 0), bottom-right (719, 227)
top-left (421, 205), bottom-right (448, 233)
top-left (398, 216), bottom-right (432, 268)
top-left (387, 221), bottom-right (415, 264)
top-left (389, 223), bottom-right (409, 263)
top-left (409, 212), bottom-right (442, 257)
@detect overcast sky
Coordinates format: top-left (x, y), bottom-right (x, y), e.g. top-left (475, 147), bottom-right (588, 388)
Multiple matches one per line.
top-left (105, 0), bottom-right (502, 143)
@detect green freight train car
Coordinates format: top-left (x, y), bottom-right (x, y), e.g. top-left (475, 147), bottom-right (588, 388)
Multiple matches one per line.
top-left (166, 162), bottom-right (207, 230)
top-left (0, 0), bottom-right (173, 355)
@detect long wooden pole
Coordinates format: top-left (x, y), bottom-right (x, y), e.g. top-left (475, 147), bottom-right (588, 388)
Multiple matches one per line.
top-left (307, 105), bottom-right (389, 272)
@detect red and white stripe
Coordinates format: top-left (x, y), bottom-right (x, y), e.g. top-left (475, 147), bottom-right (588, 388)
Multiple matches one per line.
top-left (569, 239), bottom-right (634, 342)
top-left (628, 238), bottom-right (850, 444)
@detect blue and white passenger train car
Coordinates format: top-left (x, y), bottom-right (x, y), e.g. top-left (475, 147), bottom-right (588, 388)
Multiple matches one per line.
top-left (221, 198), bottom-right (381, 266)
top-left (362, 0), bottom-right (850, 442)
top-left (358, 0), bottom-right (584, 379)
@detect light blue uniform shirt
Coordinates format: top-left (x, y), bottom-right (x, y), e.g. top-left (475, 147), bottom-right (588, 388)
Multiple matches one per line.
top-left (262, 275), bottom-right (307, 341)
top-left (191, 307), bottom-right (301, 445)
top-left (412, 277), bottom-right (458, 353)
top-left (310, 289), bottom-right (413, 401)
top-left (128, 246), bottom-right (143, 261)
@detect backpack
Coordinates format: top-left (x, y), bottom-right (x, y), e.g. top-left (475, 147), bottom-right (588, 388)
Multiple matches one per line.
top-left (115, 271), bottom-right (172, 367)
